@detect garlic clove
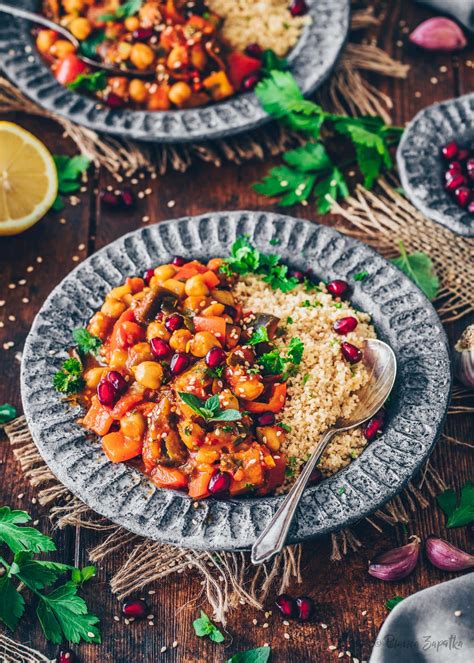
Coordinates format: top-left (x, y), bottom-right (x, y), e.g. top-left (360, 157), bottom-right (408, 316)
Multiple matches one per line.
top-left (368, 537), bottom-right (420, 581)
top-left (454, 324), bottom-right (474, 389)
top-left (409, 17), bottom-right (467, 52)
top-left (426, 536), bottom-right (474, 571)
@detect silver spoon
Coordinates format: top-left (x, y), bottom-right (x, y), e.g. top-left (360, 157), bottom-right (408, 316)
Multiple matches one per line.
top-left (0, 3), bottom-right (156, 78)
top-left (251, 339), bottom-right (397, 565)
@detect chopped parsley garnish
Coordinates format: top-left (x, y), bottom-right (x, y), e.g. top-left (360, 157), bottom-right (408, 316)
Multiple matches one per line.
top-left (279, 423), bottom-right (292, 432)
top-left (332, 302), bottom-right (343, 309)
top-left (285, 456), bottom-right (298, 477)
top-left (286, 316), bottom-right (294, 324)
top-left (178, 393), bottom-right (241, 423)
top-left (301, 299), bottom-right (321, 308)
top-left (259, 349), bottom-right (285, 375)
top-left (205, 365), bottom-right (225, 379)
top-left (78, 30), bottom-right (106, 59)
top-left (353, 271), bottom-right (369, 281)
top-left (286, 337), bottom-right (304, 364)
top-left (302, 374), bottom-right (310, 385)
top-left (269, 237), bottom-right (281, 246)
top-left (192, 610), bottom-right (224, 643)
top-left (53, 358), bottom-right (84, 394)
top-left (67, 71), bottom-right (107, 94)
top-left (226, 647), bottom-right (272, 663)
top-left (100, 0), bottom-right (143, 21)
top-left (385, 596), bottom-right (405, 611)
top-left (259, 337), bottom-right (304, 376)
top-left (0, 403), bottom-right (17, 424)
top-left (248, 326), bottom-right (270, 346)
top-left (337, 487), bottom-right (346, 495)
top-left (73, 328), bottom-right (102, 356)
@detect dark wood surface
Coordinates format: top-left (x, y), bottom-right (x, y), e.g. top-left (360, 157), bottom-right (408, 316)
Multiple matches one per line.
top-left (1, 1), bottom-right (473, 661)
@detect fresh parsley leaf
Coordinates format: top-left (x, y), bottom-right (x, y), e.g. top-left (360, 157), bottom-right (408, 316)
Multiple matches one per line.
top-left (100, 0), bottom-right (142, 21)
top-left (391, 241), bottom-right (439, 300)
top-left (279, 422), bottom-right (292, 432)
top-left (437, 481), bottom-right (474, 528)
top-left (52, 154), bottom-right (91, 210)
top-left (0, 574), bottom-right (25, 631)
top-left (226, 647), bottom-right (271, 663)
top-left (71, 565), bottom-right (96, 586)
top-left (259, 349), bottom-right (285, 375)
top-left (36, 581), bottom-right (101, 644)
top-left (178, 393), bottom-right (241, 423)
top-left (206, 365), bottom-right (225, 379)
top-left (11, 552), bottom-right (73, 591)
top-left (313, 167), bottom-right (349, 213)
top-left (73, 328), bottom-right (102, 356)
top-left (53, 358), bottom-right (84, 394)
top-left (248, 326), bottom-right (270, 346)
top-left (286, 316), bottom-right (294, 324)
top-left (0, 403), bottom-right (17, 424)
top-left (67, 70), bottom-right (107, 94)
top-left (385, 596), bottom-right (404, 611)
top-left (78, 30), bottom-right (105, 59)
top-left (353, 271), bottom-right (369, 281)
top-left (0, 507), bottom-right (56, 554)
top-left (192, 610), bottom-right (224, 643)
top-left (269, 238), bottom-right (281, 246)
top-left (261, 49), bottom-right (288, 75)
top-left (286, 337), bottom-right (304, 364)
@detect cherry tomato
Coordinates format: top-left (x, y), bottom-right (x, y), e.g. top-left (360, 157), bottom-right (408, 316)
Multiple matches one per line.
top-left (55, 54), bottom-right (86, 85)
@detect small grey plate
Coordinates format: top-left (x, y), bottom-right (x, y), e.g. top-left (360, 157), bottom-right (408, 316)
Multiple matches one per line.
top-left (21, 211), bottom-right (451, 551)
top-left (0, 0), bottom-right (349, 143)
top-left (397, 93), bottom-right (474, 237)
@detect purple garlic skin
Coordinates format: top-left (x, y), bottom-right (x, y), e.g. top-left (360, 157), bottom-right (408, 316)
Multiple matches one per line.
top-left (426, 536), bottom-right (474, 572)
top-left (454, 324), bottom-right (474, 389)
top-left (368, 538), bottom-right (420, 581)
top-left (409, 18), bottom-right (467, 52)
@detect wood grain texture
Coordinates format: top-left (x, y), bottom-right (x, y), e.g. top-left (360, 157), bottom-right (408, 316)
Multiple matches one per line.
top-left (0, 1), bottom-right (472, 661)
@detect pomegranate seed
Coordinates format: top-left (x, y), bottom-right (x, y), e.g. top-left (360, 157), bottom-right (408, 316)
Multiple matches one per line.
top-left (107, 370), bottom-right (127, 394)
top-left (245, 43), bottom-right (263, 58)
top-left (289, 269), bottom-right (305, 281)
top-left (242, 73), bottom-right (261, 90)
top-left (289, 0), bottom-right (308, 16)
top-left (275, 594), bottom-right (296, 618)
top-left (100, 191), bottom-right (120, 208)
top-left (445, 174), bottom-right (466, 191)
top-left (309, 467), bottom-right (323, 484)
top-left (165, 313), bottom-right (183, 332)
top-left (363, 409), bottom-right (385, 441)
top-left (133, 27), bottom-right (153, 40)
top-left (333, 316), bottom-right (358, 335)
top-left (120, 190), bottom-right (134, 208)
top-left (327, 279), bottom-right (349, 297)
top-left (172, 255), bottom-right (185, 266)
top-left (57, 648), bottom-right (75, 663)
top-left (467, 158), bottom-right (474, 173)
top-left (454, 186), bottom-right (471, 207)
top-left (457, 148), bottom-right (469, 161)
top-left (97, 380), bottom-right (117, 406)
top-left (446, 161), bottom-right (462, 174)
top-left (256, 411), bottom-right (276, 426)
top-left (441, 141), bottom-right (458, 160)
top-left (150, 337), bottom-right (171, 359)
top-left (296, 596), bottom-right (314, 621)
top-left (104, 92), bottom-right (125, 109)
top-left (170, 352), bottom-right (190, 375)
top-left (208, 472), bottom-right (231, 495)
top-left (468, 201), bottom-right (474, 214)
top-left (341, 341), bottom-right (362, 364)
top-left (122, 599), bottom-right (147, 618)
top-left (205, 346), bottom-right (226, 368)
top-left (143, 268), bottom-right (155, 285)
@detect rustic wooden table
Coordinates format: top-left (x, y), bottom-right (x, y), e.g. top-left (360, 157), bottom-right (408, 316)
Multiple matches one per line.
top-left (1, 1), bottom-right (473, 661)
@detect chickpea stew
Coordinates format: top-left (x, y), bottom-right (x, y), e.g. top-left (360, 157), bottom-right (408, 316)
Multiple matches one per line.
top-left (54, 238), bottom-right (377, 499)
top-left (37, 0), bottom-right (307, 111)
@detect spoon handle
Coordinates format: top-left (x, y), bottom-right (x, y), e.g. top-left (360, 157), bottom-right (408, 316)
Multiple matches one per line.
top-left (0, 3), bottom-right (80, 47)
top-left (251, 428), bottom-right (336, 565)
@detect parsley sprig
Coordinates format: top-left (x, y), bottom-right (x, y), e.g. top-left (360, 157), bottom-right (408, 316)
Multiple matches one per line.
top-left (0, 507), bottom-right (100, 643)
top-left (68, 70), bottom-right (107, 94)
top-left (226, 647), bottom-right (272, 663)
top-left (53, 357), bottom-right (85, 394)
top-left (178, 393), bottom-right (241, 422)
top-left (73, 328), bottom-right (102, 356)
top-left (437, 481), bottom-right (474, 528)
top-left (259, 337), bottom-right (304, 377)
top-left (192, 610), bottom-right (225, 643)
top-left (253, 70), bottom-right (403, 211)
top-left (52, 154), bottom-right (91, 212)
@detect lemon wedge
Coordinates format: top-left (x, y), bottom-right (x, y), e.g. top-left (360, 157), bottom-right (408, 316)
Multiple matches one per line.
top-left (0, 121), bottom-right (58, 236)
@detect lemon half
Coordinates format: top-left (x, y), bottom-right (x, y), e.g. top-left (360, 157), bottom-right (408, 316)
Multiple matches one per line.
top-left (0, 121), bottom-right (58, 236)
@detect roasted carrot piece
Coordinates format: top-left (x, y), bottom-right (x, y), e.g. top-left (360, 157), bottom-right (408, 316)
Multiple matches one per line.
top-left (126, 276), bottom-right (145, 293)
top-left (102, 431), bottom-right (142, 463)
top-left (82, 396), bottom-right (113, 436)
top-left (207, 257), bottom-right (223, 271)
top-left (244, 383), bottom-right (287, 413)
top-left (150, 465), bottom-right (188, 489)
top-left (193, 315), bottom-right (226, 341)
top-left (188, 467), bottom-right (213, 499)
top-left (201, 270), bottom-right (220, 289)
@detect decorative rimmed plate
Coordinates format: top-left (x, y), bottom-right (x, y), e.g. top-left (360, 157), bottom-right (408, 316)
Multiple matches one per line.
top-left (397, 93), bottom-right (474, 237)
top-left (21, 211), bottom-right (451, 551)
top-left (0, 0), bottom-right (349, 143)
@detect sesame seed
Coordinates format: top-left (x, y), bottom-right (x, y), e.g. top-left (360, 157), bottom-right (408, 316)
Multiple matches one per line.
top-left (361, 610), bottom-right (367, 616)
top-left (338, 653), bottom-right (344, 659)
top-left (8, 315), bottom-right (15, 322)
top-left (0, 301), bottom-right (4, 306)
top-left (22, 298), bottom-right (29, 304)
top-left (78, 243), bottom-right (86, 251)
top-left (172, 641), bottom-right (178, 648)
top-left (138, 192), bottom-right (145, 199)
top-left (262, 622), bottom-right (269, 628)
top-left (320, 623), bottom-right (328, 629)
top-left (148, 590), bottom-right (156, 595)
top-left (454, 610), bottom-right (462, 617)
top-left (36, 256), bottom-right (43, 263)
top-left (440, 65), bottom-right (448, 73)
top-left (8, 283), bottom-right (15, 289)
top-left (72, 256), bottom-right (80, 262)
top-left (33, 519), bottom-right (39, 526)
top-left (114, 616), bottom-right (120, 622)
top-left (430, 77), bottom-right (438, 84)
top-left (145, 188), bottom-right (152, 195)
top-left (283, 620), bottom-right (289, 626)
top-left (3, 342), bottom-right (14, 350)
top-left (329, 646), bottom-right (337, 651)
top-left (31, 498), bottom-right (37, 504)
top-left (252, 619), bottom-right (258, 625)
top-left (87, 632), bottom-right (95, 638)
top-left (167, 200), bottom-right (176, 208)
top-left (284, 633), bottom-right (290, 640)
top-left (160, 646), bottom-right (167, 653)
top-left (18, 279), bottom-right (26, 285)
top-left (124, 619), bottom-right (130, 625)
top-left (17, 493), bottom-right (24, 499)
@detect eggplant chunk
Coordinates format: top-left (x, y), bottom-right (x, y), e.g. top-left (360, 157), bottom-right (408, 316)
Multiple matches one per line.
top-left (133, 286), bottom-right (178, 324)
top-left (244, 313), bottom-right (280, 341)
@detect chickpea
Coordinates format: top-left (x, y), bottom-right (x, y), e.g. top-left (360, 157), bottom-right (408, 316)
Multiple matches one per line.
top-left (162, 278), bottom-right (186, 298)
top-left (185, 275), bottom-right (209, 297)
top-left (50, 39), bottom-right (76, 59)
top-left (129, 79), bottom-right (148, 104)
top-left (63, 0), bottom-right (85, 12)
top-left (88, 311), bottom-right (112, 339)
top-left (168, 81), bottom-right (192, 106)
top-left (36, 30), bottom-right (57, 55)
top-left (139, 2), bottom-right (162, 27)
top-left (256, 426), bottom-right (284, 452)
top-left (134, 361), bottom-right (163, 389)
top-left (210, 289), bottom-right (235, 306)
top-left (84, 367), bottom-right (107, 389)
top-left (124, 16), bottom-right (140, 31)
top-left (153, 264), bottom-right (177, 282)
top-left (218, 389), bottom-right (239, 411)
top-left (183, 296), bottom-right (209, 313)
top-left (120, 411), bottom-right (146, 439)
top-left (177, 420), bottom-right (205, 450)
top-left (189, 331), bottom-right (221, 358)
top-left (169, 329), bottom-right (193, 353)
top-left (117, 42), bottom-right (133, 61)
top-left (68, 17), bottom-right (92, 41)
top-left (127, 342), bottom-right (154, 368)
top-left (109, 284), bottom-right (131, 301)
top-left (196, 448), bottom-right (220, 464)
top-left (109, 348), bottom-right (128, 371)
top-left (130, 43), bottom-right (155, 70)
top-left (101, 298), bottom-right (127, 318)
top-left (167, 45), bottom-right (188, 70)
top-left (201, 302), bottom-right (225, 317)
top-left (146, 321), bottom-right (170, 342)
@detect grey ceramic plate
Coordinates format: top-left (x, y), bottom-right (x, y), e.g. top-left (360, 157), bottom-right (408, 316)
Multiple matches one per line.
top-left (0, 0), bottom-right (349, 143)
top-left (397, 94), bottom-right (474, 237)
top-left (21, 211), bottom-right (451, 551)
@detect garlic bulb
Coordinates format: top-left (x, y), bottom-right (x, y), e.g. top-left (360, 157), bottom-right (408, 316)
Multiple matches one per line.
top-left (454, 324), bottom-right (474, 389)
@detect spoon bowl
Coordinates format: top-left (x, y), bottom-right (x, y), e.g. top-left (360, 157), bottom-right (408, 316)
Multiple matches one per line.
top-left (251, 339), bottom-right (397, 565)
